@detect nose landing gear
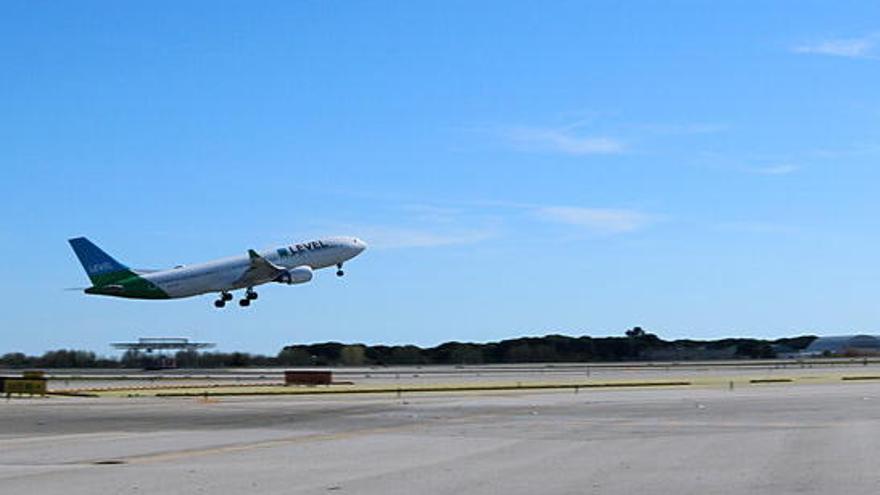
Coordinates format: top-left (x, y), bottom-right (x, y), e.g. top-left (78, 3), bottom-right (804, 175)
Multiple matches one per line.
top-left (336, 263), bottom-right (345, 277)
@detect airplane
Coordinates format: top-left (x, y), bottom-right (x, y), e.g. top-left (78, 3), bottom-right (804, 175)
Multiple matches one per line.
top-left (68, 236), bottom-right (367, 308)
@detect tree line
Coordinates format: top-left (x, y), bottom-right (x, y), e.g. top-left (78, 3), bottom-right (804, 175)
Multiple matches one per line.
top-left (0, 329), bottom-right (818, 368)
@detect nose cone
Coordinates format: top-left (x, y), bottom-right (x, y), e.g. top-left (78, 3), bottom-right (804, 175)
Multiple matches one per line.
top-left (352, 237), bottom-right (367, 253)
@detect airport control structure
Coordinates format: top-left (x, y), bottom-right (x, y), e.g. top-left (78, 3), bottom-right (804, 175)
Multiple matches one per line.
top-left (111, 337), bottom-right (216, 369)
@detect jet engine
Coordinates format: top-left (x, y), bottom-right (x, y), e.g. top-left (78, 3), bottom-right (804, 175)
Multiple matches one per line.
top-left (275, 266), bottom-right (313, 284)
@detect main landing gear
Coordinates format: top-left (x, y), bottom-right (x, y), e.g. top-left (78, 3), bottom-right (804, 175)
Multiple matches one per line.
top-left (239, 288), bottom-right (258, 307)
top-left (214, 291), bottom-right (234, 308)
top-left (336, 263), bottom-right (345, 277)
top-left (214, 290), bottom-right (257, 308)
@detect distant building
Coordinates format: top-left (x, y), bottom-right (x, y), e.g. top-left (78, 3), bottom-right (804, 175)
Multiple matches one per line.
top-left (111, 337), bottom-right (216, 369)
top-left (802, 335), bottom-right (880, 356)
top-left (111, 337), bottom-right (215, 353)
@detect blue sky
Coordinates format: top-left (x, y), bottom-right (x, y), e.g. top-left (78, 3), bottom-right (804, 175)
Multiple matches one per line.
top-left (2, 1), bottom-right (880, 355)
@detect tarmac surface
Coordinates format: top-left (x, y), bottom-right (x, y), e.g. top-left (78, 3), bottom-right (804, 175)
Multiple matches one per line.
top-left (3, 366), bottom-right (880, 494)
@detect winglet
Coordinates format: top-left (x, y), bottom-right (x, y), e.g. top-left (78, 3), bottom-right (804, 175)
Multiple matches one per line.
top-left (247, 249), bottom-right (283, 270)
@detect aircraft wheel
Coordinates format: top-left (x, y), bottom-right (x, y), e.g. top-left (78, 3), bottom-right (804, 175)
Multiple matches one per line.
top-left (214, 300), bottom-right (226, 308)
top-left (247, 291), bottom-right (258, 300)
top-left (222, 292), bottom-right (233, 301)
top-left (336, 270), bottom-right (344, 277)
top-left (239, 299), bottom-right (251, 307)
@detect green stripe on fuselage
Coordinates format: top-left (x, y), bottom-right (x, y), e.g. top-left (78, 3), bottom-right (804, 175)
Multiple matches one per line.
top-left (89, 269), bottom-right (137, 287)
top-left (85, 271), bottom-right (170, 299)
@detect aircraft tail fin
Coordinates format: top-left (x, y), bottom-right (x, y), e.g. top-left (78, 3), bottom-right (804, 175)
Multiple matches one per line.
top-left (68, 237), bottom-right (133, 286)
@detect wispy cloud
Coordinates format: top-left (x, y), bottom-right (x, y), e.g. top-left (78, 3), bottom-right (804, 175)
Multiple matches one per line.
top-left (715, 221), bottom-right (797, 235)
top-left (503, 126), bottom-right (626, 155)
top-left (634, 123), bottom-right (728, 135)
top-left (533, 206), bottom-right (654, 234)
top-left (476, 115), bottom-right (730, 156)
top-left (793, 34), bottom-right (878, 59)
top-left (401, 204), bottom-right (463, 224)
top-left (808, 142), bottom-right (880, 159)
top-left (357, 226), bottom-right (496, 249)
top-left (311, 195), bottom-right (659, 249)
top-left (694, 151), bottom-right (802, 176)
top-left (750, 164), bottom-right (799, 176)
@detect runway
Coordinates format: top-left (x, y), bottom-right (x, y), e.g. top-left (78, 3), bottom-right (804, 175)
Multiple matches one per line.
top-left (3, 372), bottom-right (880, 494)
top-left (39, 360), bottom-right (880, 396)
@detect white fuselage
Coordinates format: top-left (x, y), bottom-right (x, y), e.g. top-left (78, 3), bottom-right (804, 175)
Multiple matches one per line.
top-left (143, 237), bottom-right (365, 298)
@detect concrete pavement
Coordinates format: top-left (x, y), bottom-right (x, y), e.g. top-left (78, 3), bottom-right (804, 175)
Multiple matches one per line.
top-left (3, 378), bottom-right (880, 494)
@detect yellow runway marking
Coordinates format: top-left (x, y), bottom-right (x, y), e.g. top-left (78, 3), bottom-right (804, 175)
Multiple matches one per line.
top-left (0, 432), bottom-right (143, 447)
top-left (94, 412), bottom-right (505, 465)
top-left (121, 428), bottom-right (401, 464)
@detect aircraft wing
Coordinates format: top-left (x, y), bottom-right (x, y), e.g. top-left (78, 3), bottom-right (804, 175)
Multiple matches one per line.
top-left (234, 250), bottom-right (286, 287)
